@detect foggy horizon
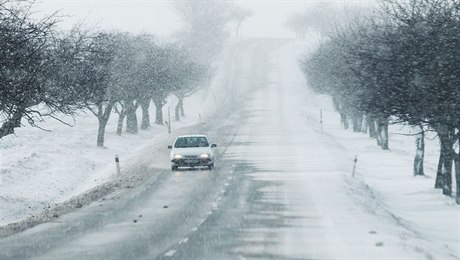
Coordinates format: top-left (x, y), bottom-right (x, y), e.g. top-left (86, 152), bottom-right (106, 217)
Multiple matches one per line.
top-left (34, 0), bottom-right (375, 38)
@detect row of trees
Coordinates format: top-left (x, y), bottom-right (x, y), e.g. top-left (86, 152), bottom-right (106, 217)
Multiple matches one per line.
top-left (1, 0), bottom-right (252, 147)
top-left (0, 1), bottom-right (207, 146)
top-left (286, 3), bottom-right (370, 40)
top-left (301, 0), bottom-right (460, 203)
top-left (78, 32), bottom-right (209, 146)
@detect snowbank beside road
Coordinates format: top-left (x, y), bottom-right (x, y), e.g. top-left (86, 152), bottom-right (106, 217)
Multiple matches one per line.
top-left (0, 103), bottom-right (191, 227)
top-left (316, 106), bottom-right (460, 259)
top-left (289, 41), bottom-right (460, 259)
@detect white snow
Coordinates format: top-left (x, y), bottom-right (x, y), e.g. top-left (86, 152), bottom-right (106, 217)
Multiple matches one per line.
top-left (0, 39), bottom-right (459, 259)
top-left (222, 40), bottom-right (459, 259)
top-left (0, 40), bottom-right (237, 227)
top-left (164, 249), bottom-right (177, 257)
top-left (291, 41), bottom-right (459, 259)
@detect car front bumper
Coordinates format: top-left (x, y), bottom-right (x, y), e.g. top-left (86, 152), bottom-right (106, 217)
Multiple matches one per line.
top-left (171, 158), bottom-right (213, 167)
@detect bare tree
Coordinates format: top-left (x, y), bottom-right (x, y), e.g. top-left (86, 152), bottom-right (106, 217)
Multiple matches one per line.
top-left (0, 1), bottom-right (76, 138)
top-left (71, 32), bottom-right (120, 147)
top-left (173, 0), bottom-right (233, 65)
top-left (229, 5), bottom-right (252, 37)
top-left (171, 52), bottom-right (209, 121)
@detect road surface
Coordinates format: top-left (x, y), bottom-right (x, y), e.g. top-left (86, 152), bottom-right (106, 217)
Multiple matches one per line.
top-left (0, 40), bottom-right (424, 259)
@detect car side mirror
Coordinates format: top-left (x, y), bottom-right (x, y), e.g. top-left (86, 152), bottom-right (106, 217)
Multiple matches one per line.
top-left (211, 144), bottom-right (217, 148)
top-left (167, 145), bottom-right (172, 149)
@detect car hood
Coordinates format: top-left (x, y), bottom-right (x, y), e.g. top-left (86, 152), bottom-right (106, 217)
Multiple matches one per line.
top-left (170, 147), bottom-right (213, 157)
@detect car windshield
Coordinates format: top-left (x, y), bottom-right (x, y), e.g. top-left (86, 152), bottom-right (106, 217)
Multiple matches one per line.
top-left (174, 136), bottom-right (209, 148)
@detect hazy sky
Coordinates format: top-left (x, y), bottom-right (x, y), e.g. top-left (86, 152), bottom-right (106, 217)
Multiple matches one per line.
top-left (34, 0), bottom-right (373, 39)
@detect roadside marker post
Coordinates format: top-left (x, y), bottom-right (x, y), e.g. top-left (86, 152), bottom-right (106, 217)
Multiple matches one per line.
top-left (320, 109), bottom-right (323, 132)
top-left (352, 155), bottom-right (358, 177)
top-left (115, 154), bottom-right (121, 176)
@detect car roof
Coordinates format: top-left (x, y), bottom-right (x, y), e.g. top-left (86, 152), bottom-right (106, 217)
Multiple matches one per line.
top-left (176, 135), bottom-right (208, 138)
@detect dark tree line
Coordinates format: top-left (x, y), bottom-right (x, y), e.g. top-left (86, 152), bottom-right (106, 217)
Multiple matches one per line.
top-left (301, 0), bottom-right (460, 203)
top-left (0, 1), bottom-right (210, 147)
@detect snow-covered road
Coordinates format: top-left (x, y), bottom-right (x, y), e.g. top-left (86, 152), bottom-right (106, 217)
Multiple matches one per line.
top-left (154, 41), bottom-right (429, 259)
top-left (0, 40), bottom-right (456, 259)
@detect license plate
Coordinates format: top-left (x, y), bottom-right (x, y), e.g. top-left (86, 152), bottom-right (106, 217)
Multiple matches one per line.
top-left (184, 159), bottom-right (198, 164)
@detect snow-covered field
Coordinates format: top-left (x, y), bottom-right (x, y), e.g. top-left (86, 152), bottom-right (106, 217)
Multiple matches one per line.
top-left (0, 99), bottom-right (198, 226)
top-left (1, 39), bottom-right (458, 259)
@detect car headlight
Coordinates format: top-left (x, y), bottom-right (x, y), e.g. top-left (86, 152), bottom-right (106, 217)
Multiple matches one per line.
top-left (173, 154), bottom-right (182, 159)
top-left (200, 153), bottom-right (210, 159)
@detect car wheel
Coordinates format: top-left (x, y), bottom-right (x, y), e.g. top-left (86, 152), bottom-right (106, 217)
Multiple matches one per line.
top-left (208, 164), bottom-right (214, 170)
top-left (171, 166), bottom-right (178, 171)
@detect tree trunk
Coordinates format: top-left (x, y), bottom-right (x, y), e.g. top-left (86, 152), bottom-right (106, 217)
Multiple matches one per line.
top-left (96, 102), bottom-right (114, 147)
top-left (413, 124), bottom-right (425, 176)
top-left (174, 97), bottom-right (185, 121)
top-left (113, 102), bottom-right (127, 136)
top-left (361, 114), bottom-right (368, 133)
top-left (332, 96), bottom-right (340, 112)
top-left (382, 123), bottom-right (389, 150)
top-left (97, 118), bottom-right (109, 147)
top-left (116, 113), bottom-right (126, 136)
top-left (436, 128), bottom-right (454, 195)
top-left (441, 151), bottom-right (453, 196)
top-left (126, 101), bottom-right (138, 134)
top-left (456, 130), bottom-right (460, 204)
top-left (140, 100), bottom-right (151, 130)
top-left (153, 100), bottom-right (164, 125)
top-left (435, 145), bottom-right (445, 189)
top-left (175, 102), bottom-right (180, 121)
top-left (235, 22), bottom-right (241, 38)
top-left (352, 114), bottom-right (360, 132)
top-left (179, 98), bottom-right (185, 117)
top-left (367, 117), bottom-right (377, 138)
top-left (0, 110), bottom-right (22, 138)
top-left (340, 113), bottom-right (349, 130)
top-left (357, 114), bottom-right (363, 132)
top-left (453, 153), bottom-right (460, 204)
top-left (377, 118), bottom-right (389, 150)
